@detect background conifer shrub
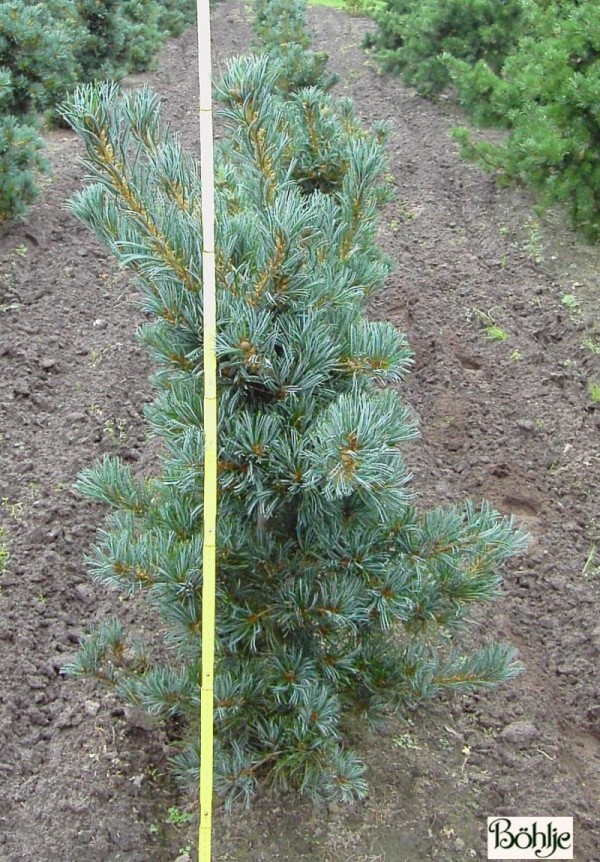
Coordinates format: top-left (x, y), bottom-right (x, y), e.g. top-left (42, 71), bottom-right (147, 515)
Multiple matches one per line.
top-left (20, 0), bottom-right (173, 81)
top-left (0, 115), bottom-right (48, 223)
top-left (365, 0), bottom-right (528, 95)
top-left (68, 0), bottom-right (164, 81)
top-left (67, 0), bottom-right (130, 81)
top-left (449, 1), bottom-right (600, 239)
top-left (62, 55), bottom-right (525, 805)
top-left (117, 0), bottom-right (165, 73)
top-left (367, 0), bottom-right (600, 238)
top-left (1, 0), bottom-right (195, 224)
top-left (0, 2), bottom-right (81, 116)
top-left (155, 0), bottom-right (198, 37)
top-left (0, 70), bottom-right (48, 224)
top-left (252, 0), bottom-right (337, 92)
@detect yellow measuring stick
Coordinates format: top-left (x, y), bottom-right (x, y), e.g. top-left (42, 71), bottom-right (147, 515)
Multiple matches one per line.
top-left (196, 0), bottom-right (217, 859)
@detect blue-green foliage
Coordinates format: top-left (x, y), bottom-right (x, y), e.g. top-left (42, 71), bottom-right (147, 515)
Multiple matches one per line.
top-left (253, 0), bottom-right (338, 91)
top-left (61, 45), bottom-right (525, 804)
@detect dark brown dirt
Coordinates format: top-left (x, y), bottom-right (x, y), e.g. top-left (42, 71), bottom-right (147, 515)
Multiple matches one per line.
top-left (1, 3), bottom-right (599, 860)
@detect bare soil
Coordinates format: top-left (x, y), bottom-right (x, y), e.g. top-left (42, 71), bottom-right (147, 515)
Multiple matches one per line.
top-left (1, 4), bottom-right (599, 860)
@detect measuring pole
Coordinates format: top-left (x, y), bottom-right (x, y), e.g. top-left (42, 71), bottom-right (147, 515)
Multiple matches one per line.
top-left (196, 1), bottom-right (217, 860)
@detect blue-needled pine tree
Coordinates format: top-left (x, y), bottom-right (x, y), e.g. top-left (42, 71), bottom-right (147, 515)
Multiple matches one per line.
top-left (253, 0), bottom-right (337, 92)
top-left (61, 14), bottom-right (525, 807)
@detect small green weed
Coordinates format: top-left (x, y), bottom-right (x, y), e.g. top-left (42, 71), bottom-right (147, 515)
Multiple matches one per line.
top-left (561, 293), bottom-right (579, 313)
top-left (582, 546), bottom-right (599, 579)
top-left (393, 733), bottom-right (420, 751)
top-left (165, 807), bottom-right (193, 826)
top-left (472, 308), bottom-right (509, 343)
top-left (484, 324), bottom-right (509, 343)
top-left (146, 765), bottom-right (165, 781)
top-left (582, 334), bottom-right (600, 355)
top-left (1, 497), bottom-right (23, 522)
top-left (0, 301), bottom-right (22, 313)
top-left (587, 380), bottom-right (600, 403)
top-left (88, 348), bottom-right (101, 367)
top-left (523, 219), bottom-right (543, 264)
top-left (104, 417), bottom-right (130, 444)
top-left (397, 198), bottom-right (418, 220)
top-left (0, 528), bottom-right (9, 573)
top-left (547, 458), bottom-right (563, 474)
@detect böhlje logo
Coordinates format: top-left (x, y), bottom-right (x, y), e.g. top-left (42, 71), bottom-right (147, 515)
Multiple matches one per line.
top-left (487, 816), bottom-right (573, 859)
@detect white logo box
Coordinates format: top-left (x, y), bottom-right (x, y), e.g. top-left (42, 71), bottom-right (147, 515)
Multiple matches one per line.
top-left (487, 817), bottom-right (573, 860)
